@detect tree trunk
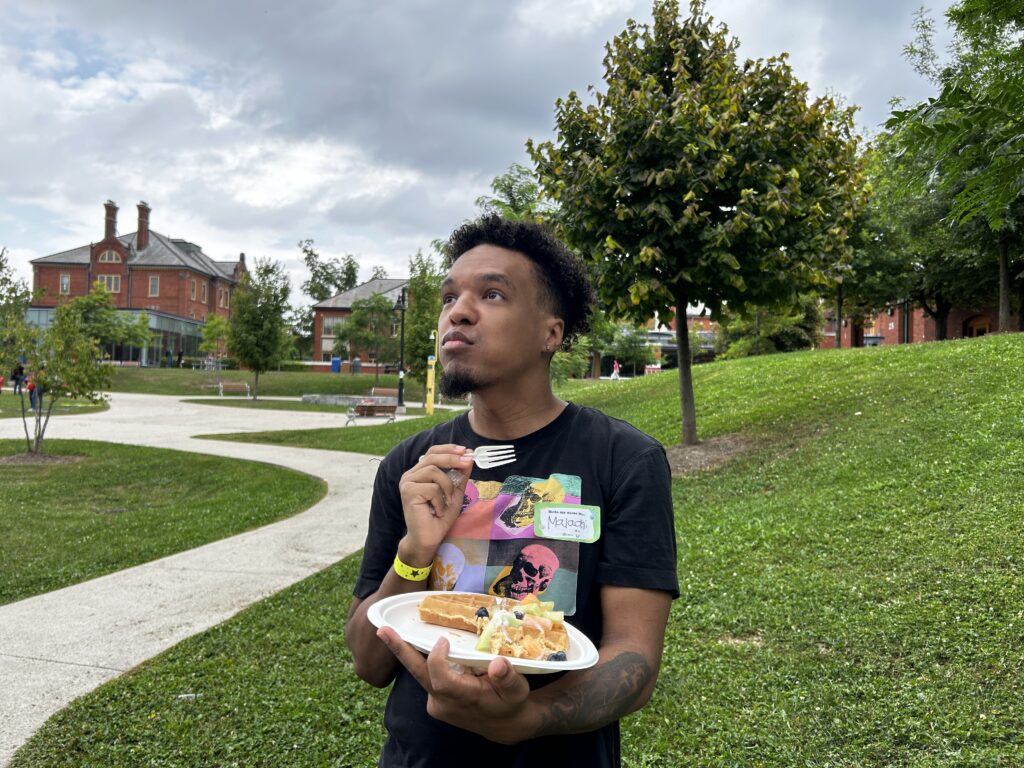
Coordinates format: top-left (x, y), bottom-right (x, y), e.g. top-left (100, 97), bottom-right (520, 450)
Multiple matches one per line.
top-left (673, 291), bottom-right (698, 446)
top-left (19, 392), bottom-right (31, 454)
top-left (998, 233), bottom-right (1011, 332)
top-left (835, 283), bottom-right (843, 349)
top-left (1018, 271), bottom-right (1024, 333)
top-left (253, 371), bottom-right (260, 400)
top-left (935, 296), bottom-right (951, 341)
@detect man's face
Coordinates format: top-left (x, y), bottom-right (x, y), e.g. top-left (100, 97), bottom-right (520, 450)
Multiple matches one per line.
top-left (438, 245), bottom-right (559, 396)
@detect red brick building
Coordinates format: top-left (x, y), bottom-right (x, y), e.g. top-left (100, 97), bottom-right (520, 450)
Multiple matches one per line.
top-left (312, 278), bottom-right (409, 368)
top-left (820, 303), bottom-right (1018, 349)
top-left (30, 200), bottom-right (247, 364)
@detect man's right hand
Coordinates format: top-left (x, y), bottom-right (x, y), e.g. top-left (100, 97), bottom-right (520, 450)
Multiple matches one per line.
top-left (397, 444), bottom-right (474, 566)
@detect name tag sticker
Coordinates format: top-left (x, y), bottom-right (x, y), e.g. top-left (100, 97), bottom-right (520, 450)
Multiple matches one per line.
top-left (534, 503), bottom-right (601, 543)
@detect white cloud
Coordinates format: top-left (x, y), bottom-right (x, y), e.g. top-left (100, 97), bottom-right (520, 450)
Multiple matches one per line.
top-left (515, 0), bottom-right (640, 36)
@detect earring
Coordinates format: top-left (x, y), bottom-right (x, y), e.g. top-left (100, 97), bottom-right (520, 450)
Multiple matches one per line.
top-left (544, 344), bottom-right (550, 351)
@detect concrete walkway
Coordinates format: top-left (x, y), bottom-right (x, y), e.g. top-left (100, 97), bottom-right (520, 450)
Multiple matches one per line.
top-left (0, 393), bottom-right (400, 766)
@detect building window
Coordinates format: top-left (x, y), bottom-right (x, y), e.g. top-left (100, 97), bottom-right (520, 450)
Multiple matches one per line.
top-left (201, 282), bottom-right (207, 303)
top-left (190, 278), bottom-right (197, 300)
top-left (59, 273), bottom-right (70, 294)
top-left (323, 315), bottom-right (345, 336)
top-left (98, 250), bottom-right (122, 263)
top-left (97, 274), bottom-right (121, 293)
top-left (224, 289), bottom-right (229, 309)
top-left (148, 275), bottom-right (159, 297)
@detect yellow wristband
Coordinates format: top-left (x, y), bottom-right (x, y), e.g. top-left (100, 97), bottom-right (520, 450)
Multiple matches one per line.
top-left (393, 554), bottom-right (431, 582)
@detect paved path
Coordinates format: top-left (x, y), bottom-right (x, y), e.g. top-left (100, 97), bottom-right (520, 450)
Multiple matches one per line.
top-left (0, 393), bottom-right (396, 766)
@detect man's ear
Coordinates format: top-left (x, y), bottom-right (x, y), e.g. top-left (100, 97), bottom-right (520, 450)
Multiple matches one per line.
top-left (544, 318), bottom-right (565, 352)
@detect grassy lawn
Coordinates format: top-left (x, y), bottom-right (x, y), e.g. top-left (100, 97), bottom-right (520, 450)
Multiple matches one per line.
top-left (0, 397), bottom-right (108, 420)
top-left (0, 440), bottom-right (326, 606)
top-left (200, 410), bottom-right (460, 454)
top-left (184, 397), bottom-right (440, 418)
top-left (12, 334), bottom-right (1024, 766)
top-left (109, 366), bottom-right (434, 400)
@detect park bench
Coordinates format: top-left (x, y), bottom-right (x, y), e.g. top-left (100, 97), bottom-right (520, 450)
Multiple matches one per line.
top-left (217, 381), bottom-right (250, 397)
top-left (346, 386), bottom-right (398, 426)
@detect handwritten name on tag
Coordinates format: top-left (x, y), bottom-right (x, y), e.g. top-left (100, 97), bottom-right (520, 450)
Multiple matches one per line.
top-left (534, 503), bottom-right (601, 543)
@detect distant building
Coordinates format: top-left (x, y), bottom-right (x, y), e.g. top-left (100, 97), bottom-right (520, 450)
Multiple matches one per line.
top-left (30, 200), bottom-right (247, 365)
top-left (312, 277), bottom-right (409, 367)
top-left (821, 303), bottom-right (1018, 349)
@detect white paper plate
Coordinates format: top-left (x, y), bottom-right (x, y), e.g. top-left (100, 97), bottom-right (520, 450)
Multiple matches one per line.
top-left (367, 591), bottom-right (599, 675)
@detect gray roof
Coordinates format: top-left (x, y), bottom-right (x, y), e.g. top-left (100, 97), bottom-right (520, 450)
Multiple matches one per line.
top-left (32, 231), bottom-right (243, 283)
top-left (313, 277), bottom-right (409, 310)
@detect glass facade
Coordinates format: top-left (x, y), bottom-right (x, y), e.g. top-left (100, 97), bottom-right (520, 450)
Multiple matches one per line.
top-left (25, 308), bottom-right (203, 366)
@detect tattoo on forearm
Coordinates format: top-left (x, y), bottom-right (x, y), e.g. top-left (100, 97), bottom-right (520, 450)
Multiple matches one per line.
top-left (541, 651), bottom-right (652, 734)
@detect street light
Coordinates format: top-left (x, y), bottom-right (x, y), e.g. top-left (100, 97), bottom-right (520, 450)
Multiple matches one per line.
top-left (394, 287), bottom-right (406, 407)
top-left (426, 329), bottom-right (439, 415)
top-left (835, 275), bottom-right (844, 350)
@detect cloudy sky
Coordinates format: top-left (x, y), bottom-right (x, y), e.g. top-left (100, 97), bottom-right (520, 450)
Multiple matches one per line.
top-left (0, 0), bottom-right (955, 304)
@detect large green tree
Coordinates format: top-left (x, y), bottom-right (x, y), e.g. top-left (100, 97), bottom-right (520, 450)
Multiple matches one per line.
top-left (404, 249), bottom-right (444, 385)
top-left (475, 163), bottom-right (556, 223)
top-left (848, 129), bottom-right (998, 341)
top-left (333, 294), bottom-right (399, 384)
top-left (299, 239), bottom-right (359, 302)
top-left (529, 0), bottom-right (865, 443)
top-left (227, 258), bottom-right (291, 399)
top-left (889, 2), bottom-right (1024, 330)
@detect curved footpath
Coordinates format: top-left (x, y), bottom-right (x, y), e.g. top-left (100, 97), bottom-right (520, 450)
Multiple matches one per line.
top-left (0, 393), bottom-right (403, 766)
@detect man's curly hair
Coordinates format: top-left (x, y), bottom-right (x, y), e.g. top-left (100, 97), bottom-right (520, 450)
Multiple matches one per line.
top-left (444, 214), bottom-right (595, 351)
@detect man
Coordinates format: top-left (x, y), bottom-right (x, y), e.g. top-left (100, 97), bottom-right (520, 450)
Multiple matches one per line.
top-left (345, 215), bottom-right (678, 766)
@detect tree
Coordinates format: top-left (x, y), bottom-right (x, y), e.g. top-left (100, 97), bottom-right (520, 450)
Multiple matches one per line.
top-left (891, 1), bottom-right (1023, 230)
top-left (333, 294), bottom-right (399, 384)
top-left (370, 266), bottom-right (389, 280)
top-left (299, 239), bottom-right (359, 302)
top-left (889, 2), bottom-right (1024, 330)
top-left (476, 163), bottom-right (556, 222)
top-left (404, 249), bottom-right (444, 385)
top-left (714, 295), bottom-right (823, 358)
top-left (0, 263), bottom-right (121, 454)
top-left (227, 258), bottom-right (291, 399)
top-left (609, 324), bottom-right (655, 377)
top-left (199, 314), bottom-right (230, 362)
top-left (530, 0), bottom-right (866, 443)
top-left (63, 281), bottom-right (151, 353)
top-left (0, 247), bottom-right (32, 366)
top-left (867, 118), bottom-right (999, 340)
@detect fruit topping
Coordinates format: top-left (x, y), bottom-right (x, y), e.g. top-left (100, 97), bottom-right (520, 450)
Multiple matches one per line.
top-left (546, 651), bottom-right (567, 662)
top-left (475, 607), bottom-right (490, 618)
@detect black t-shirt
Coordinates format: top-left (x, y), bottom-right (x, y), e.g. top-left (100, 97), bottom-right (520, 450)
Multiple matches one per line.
top-left (354, 403), bottom-right (679, 768)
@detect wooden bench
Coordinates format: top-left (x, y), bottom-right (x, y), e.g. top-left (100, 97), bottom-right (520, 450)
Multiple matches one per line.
top-left (218, 381), bottom-right (250, 397)
top-left (346, 387), bottom-right (398, 425)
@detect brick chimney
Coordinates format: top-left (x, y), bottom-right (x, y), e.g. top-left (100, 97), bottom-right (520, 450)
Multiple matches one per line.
top-left (104, 200), bottom-right (118, 240)
top-left (137, 201), bottom-right (151, 250)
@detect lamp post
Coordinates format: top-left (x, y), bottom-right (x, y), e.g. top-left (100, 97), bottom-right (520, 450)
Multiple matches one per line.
top-left (394, 287), bottom-right (406, 407)
top-left (835, 275), bottom-right (844, 350)
top-left (426, 329), bottom-right (439, 415)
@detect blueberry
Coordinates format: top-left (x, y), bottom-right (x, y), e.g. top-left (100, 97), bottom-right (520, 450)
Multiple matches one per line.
top-left (513, 610), bottom-right (524, 620)
top-left (546, 651), bottom-right (567, 662)
top-left (475, 607), bottom-right (489, 618)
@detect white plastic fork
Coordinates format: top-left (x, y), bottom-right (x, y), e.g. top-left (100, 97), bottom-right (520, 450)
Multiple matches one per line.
top-left (465, 444), bottom-right (516, 469)
top-left (425, 444), bottom-right (516, 483)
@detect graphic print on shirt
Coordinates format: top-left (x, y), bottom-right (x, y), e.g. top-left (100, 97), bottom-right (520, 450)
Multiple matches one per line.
top-left (429, 473), bottom-right (582, 615)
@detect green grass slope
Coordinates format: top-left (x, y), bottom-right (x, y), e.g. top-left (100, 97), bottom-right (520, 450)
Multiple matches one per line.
top-left (12, 335), bottom-right (1024, 767)
top-left (0, 440), bottom-right (326, 605)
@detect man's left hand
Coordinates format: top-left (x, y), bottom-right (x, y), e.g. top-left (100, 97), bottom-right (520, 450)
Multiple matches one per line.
top-left (377, 627), bottom-right (534, 744)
